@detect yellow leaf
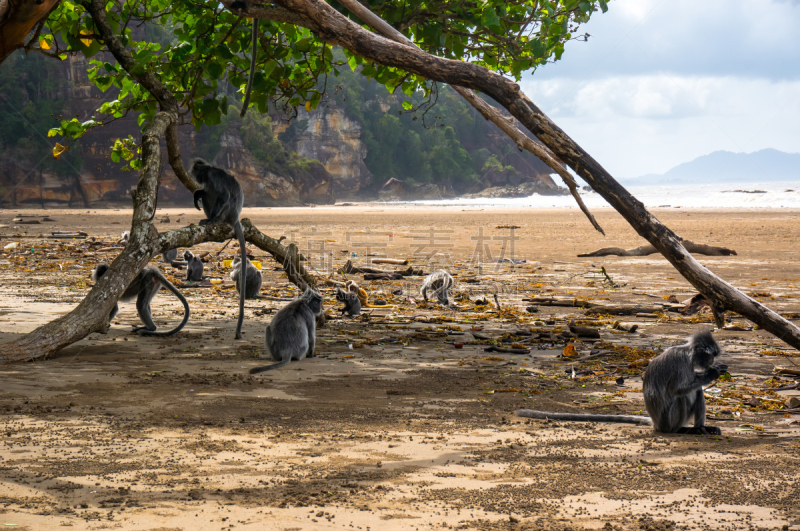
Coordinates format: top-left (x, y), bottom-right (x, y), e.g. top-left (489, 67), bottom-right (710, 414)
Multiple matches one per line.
top-left (40, 38), bottom-right (51, 50)
top-left (79, 29), bottom-right (93, 47)
top-left (562, 343), bottom-right (576, 357)
top-left (305, 101), bottom-right (312, 112)
top-left (52, 143), bottom-right (69, 160)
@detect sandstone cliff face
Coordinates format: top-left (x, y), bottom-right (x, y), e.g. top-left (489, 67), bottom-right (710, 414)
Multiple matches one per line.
top-left (213, 128), bottom-right (334, 206)
top-left (274, 106), bottom-right (371, 199)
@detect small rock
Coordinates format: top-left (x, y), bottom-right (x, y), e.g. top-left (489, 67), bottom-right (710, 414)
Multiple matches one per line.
top-left (785, 396), bottom-right (800, 409)
top-left (747, 397), bottom-right (761, 408)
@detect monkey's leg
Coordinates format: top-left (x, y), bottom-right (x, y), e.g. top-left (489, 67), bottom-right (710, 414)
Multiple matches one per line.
top-left (133, 293), bottom-right (158, 333)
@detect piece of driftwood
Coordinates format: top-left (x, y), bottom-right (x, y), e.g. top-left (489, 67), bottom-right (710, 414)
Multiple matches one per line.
top-left (49, 231), bottom-right (88, 239)
top-left (578, 240), bottom-right (737, 257)
top-left (484, 346), bottom-right (530, 354)
top-left (371, 258), bottom-right (409, 265)
top-left (12, 218), bottom-right (40, 224)
top-left (568, 320), bottom-right (600, 338)
top-left (363, 272), bottom-right (404, 280)
top-left (342, 259), bottom-right (423, 276)
top-left (585, 305), bottom-right (664, 316)
top-left (775, 368), bottom-right (800, 376)
top-left (611, 321), bottom-right (639, 333)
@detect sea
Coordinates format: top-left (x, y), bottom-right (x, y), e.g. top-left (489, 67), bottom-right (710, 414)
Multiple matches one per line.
top-left (402, 181), bottom-right (800, 209)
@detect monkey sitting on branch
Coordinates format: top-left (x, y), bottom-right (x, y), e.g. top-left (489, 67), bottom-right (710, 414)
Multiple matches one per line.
top-left (249, 288), bottom-right (323, 373)
top-left (516, 330), bottom-right (728, 435)
top-left (92, 263), bottom-right (190, 336)
top-left (190, 158), bottom-right (248, 339)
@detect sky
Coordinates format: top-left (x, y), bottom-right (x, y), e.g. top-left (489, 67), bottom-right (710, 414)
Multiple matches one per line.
top-left (518, 0), bottom-right (800, 180)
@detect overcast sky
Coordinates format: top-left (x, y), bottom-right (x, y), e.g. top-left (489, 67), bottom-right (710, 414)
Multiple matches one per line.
top-left (519, 0), bottom-right (800, 179)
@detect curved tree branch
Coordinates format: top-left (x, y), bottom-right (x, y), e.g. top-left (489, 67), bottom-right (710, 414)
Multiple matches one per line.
top-left (0, 0), bottom-right (61, 64)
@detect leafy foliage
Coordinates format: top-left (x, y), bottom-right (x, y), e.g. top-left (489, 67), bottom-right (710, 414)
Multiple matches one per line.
top-left (35, 0), bottom-right (606, 148)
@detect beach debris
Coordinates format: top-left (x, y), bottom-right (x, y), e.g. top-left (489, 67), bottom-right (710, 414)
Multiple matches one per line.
top-left (568, 320), bottom-right (600, 338)
top-left (578, 240), bottom-right (737, 257)
top-left (49, 231), bottom-right (88, 239)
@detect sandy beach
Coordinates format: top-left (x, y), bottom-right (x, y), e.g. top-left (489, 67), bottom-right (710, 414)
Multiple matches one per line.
top-left (0, 205), bottom-right (799, 530)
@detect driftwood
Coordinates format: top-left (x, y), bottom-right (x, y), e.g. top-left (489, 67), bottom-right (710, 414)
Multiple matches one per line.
top-left (49, 231), bottom-right (88, 239)
top-left (579, 240), bottom-right (737, 257)
top-left (363, 273), bottom-right (404, 280)
top-left (342, 259), bottom-right (423, 277)
top-left (371, 258), bottom-right (409, 265)
top-left (522, 296), bottom-right (662, 315)
top-left (568, 320), bottom-right (600, 338)
top-left (484, 346), bottom-right (530, 355)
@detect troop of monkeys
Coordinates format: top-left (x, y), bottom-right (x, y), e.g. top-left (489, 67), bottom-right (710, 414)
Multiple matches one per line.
top-left (90, 159), bottom-right (729, 436)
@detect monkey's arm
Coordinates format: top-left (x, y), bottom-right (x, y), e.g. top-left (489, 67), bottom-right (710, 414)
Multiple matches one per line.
top-left (670, 364), bottom-right (727, 396)
top-left (193, 190), bottom-right (205, 211)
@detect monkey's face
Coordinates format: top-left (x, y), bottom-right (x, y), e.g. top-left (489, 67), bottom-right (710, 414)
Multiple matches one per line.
top-left (183, 251), bottom-right (193, 261)
top-left (308, 293), bottom-right (323, 315)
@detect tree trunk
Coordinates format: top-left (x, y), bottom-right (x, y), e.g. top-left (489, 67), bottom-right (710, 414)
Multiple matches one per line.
top-left (266, 0), bottom-right (800, 351)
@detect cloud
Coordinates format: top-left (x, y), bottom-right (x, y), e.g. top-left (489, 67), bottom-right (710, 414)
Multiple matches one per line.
top-left (531, 0), bottom-right (800, 81)
top-left (514, 0), bottom-right (800, 179)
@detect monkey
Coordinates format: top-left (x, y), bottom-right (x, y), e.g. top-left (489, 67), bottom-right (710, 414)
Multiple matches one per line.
top-left (230, 0), bottom-right (258, 118)
top-left (336, 287), bottom-right (361, 316)
top-left (421, 270), bottom-right (453, 306)
top-left (230, 255), bottom-right (262, 299)
top-left (91, 262), bottom-right (190, 336)
top-left (515, 330), bottom-right (728, 435)
top-left (249, 287), bottom-right (323, 373)
top-left (184, 250), bottom-right (204, 282)
top-left (190, 158), bottom-right (248, 339)
top-left (162, 248), bottom-right (178, 263)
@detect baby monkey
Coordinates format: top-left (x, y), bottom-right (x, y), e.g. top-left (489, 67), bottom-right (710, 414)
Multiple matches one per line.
top-left (516, 330), bottom-right (728, 435)
top-left (250, 288), bottom-right (323, 373)
top-left (336, 287), bottom-right (361, 316)
top-left (92, 262), bottom-right (190, 336)
top-left (184, 250), bottom-right (204, 281)
top-left (230, 256), bottom-right (262, 299)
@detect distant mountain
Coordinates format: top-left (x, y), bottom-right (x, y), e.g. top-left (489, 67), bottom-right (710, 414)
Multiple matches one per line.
top-left (626, 149), bottom-right (800, 184)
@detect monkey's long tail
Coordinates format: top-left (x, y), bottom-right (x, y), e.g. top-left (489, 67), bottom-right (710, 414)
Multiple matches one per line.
top-left (234, 221), bottom-right (246, 340)
top-left (249, 359), bottom-right (291, 374)
top-left (240, 19), bottom-right (259, 118)
top-left (515, 409), bottom-right (653, 426)
top-left (138, 277), bottom-right (191, 337)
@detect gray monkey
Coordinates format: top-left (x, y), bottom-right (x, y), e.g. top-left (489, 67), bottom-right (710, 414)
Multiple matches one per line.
top-left (335, 287), bottom-right (361, 316)
top-left (162, 248), bottom-right (178, 263)
top-left (230, 256), bottom-right (262, 299)
top-left (515, 330), bottom-right (728, 435)
top-left (184, 250), bottom-right (204, 281)
top-left (249, 288), bottom-right (323, 373)
top-left (191, 158), bottom-right (248, 339)
top-left (421, 270), bottom-right (453, 306)
top-left (92, 262), bottom-right (190, 336)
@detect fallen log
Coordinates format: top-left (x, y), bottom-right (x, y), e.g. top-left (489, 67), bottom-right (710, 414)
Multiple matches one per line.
top-left (371, 258), bottom-right (409, 265)
top-left (484, 346), bottom-right (530, 355)
top-left (363, 272), bottom-right (404, 280)
top-left (568, 320), bottom-right (600, 338)
top-left (578, 240), bottom-right (737, 257)
top-left (585, 305), bottom-right (663, 316)
top-left (342, 259), bottom-right (423, 276)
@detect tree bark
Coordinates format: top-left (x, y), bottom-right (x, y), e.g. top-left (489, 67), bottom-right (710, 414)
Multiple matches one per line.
top-left (578, 241), bottom-right (737, 257)
top-left (0, 0), bottom-right (61, 64)
top-left (264, 0), bottom-right (800, 351)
